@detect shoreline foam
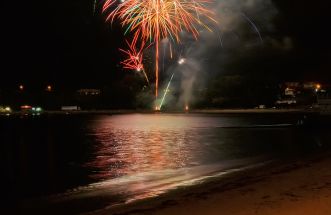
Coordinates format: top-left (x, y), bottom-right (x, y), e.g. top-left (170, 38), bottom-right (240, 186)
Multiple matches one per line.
top-left (93, 154), bottom-right (331, 215)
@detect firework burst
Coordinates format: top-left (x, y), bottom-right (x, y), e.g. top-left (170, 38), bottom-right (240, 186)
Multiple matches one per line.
top-left (119, 34), bottom-right (150, 85)
top-left (103, 0), bottom-right (216, 98)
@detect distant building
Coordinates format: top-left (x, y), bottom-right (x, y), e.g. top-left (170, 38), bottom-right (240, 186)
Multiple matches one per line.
top-left (303, 82), bottom-right (319, 90)
top-left (61, 106), bottom-right (80, 111)
top-left (282, 82), bottom-right (301, 97)
top-left (277, 81), bottom-right (322, 107)
top-left (77, 89), bottom-right (101, 96)
top-left (285, 88), bottom-right (296, 96)
top-left (76, 89), bottom-right (102, 110)
top-left (283, 82), bottom-right (300, 88)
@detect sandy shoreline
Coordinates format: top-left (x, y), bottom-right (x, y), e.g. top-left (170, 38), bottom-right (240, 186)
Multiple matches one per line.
top-left (95, 155), bottom-right (331, 215)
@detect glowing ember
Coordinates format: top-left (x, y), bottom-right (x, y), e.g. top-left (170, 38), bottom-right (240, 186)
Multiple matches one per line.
top-left (185, 105), bottom-right (189, 111)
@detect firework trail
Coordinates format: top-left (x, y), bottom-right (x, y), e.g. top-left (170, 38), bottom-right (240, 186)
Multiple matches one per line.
top-left (216, 12), bottom-right (262, 48)
top-left (162, 44), bottom-right (166, 73)
top-left (119, 34), bottom-right (151, 85)
top-left (218, 30), bottom-right (241, 47)
top-left (102, 0), bottom-right (216, 99)
top-left (159, 72), bottom-right (175, 110)
top-left (170, 42), bottom-right (173, 59)
top-left (217, 29), bottom-right (223, 48)
top-left (93, 0), bottom-right (97, 15)
top-left (240, 12), bottom-right (263, 43)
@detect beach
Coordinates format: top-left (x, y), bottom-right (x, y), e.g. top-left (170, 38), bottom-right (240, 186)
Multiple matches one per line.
top-left (95, 155), bottom-right (331, 215)
top-left (3, 113), bottom-right (331, 215)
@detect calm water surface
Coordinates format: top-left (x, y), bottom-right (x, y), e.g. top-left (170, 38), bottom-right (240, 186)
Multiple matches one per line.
top-left (1, 113), bottom-right (330, 212)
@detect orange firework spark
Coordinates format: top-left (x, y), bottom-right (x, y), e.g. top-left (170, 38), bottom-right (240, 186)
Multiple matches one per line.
top-left (119, 34), bottom-right (150, 85)
top-left (103, 0), bottom-right (216, 98)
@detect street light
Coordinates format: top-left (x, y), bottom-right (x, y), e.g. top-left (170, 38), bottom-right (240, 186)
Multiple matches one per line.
top-left (19, 85), bottom-right (24, 91)
top-left (46, 85), bottom-right (52, 92)
top-left (315, 84), bottom-right (321, 92)
top-left (316, 84), bottom-right (321, 89)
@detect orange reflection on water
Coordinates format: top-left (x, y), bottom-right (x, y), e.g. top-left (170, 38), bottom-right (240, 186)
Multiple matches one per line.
top-left (86, 114), bottom-right (199, 181)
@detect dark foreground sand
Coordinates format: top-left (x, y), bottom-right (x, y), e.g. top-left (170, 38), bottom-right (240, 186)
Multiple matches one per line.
top-left (94, 156), bottom-right (331, 215)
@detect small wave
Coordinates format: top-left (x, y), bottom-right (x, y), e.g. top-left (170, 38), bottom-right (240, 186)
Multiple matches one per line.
top-left (50, 157), bottom-right (271, 207)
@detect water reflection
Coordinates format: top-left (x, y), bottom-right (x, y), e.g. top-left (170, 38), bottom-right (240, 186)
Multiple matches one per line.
top-left (85, 114), bottom-right (302, 181)
top-left (86, 114), bottom-right (210, 180)
top-left (79, 113), bottom-right (305, 204)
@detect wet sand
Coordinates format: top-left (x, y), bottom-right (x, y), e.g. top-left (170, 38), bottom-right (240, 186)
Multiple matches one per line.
top-left (95, 155), bottom-right (331, 215)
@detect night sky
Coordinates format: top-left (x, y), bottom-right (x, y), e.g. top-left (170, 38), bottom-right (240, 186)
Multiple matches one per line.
top-left (2, 0), bottom-right (331, 90)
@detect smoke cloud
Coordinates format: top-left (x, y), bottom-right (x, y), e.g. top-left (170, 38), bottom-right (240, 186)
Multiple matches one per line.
top-left (139, 0), bottom-right (292, 109)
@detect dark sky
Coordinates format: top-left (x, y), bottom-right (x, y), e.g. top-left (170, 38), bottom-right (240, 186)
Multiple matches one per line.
top-left (273, 0), bottom-right (331, 81)
top-left (2, 0), bottom-right (331, 90)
